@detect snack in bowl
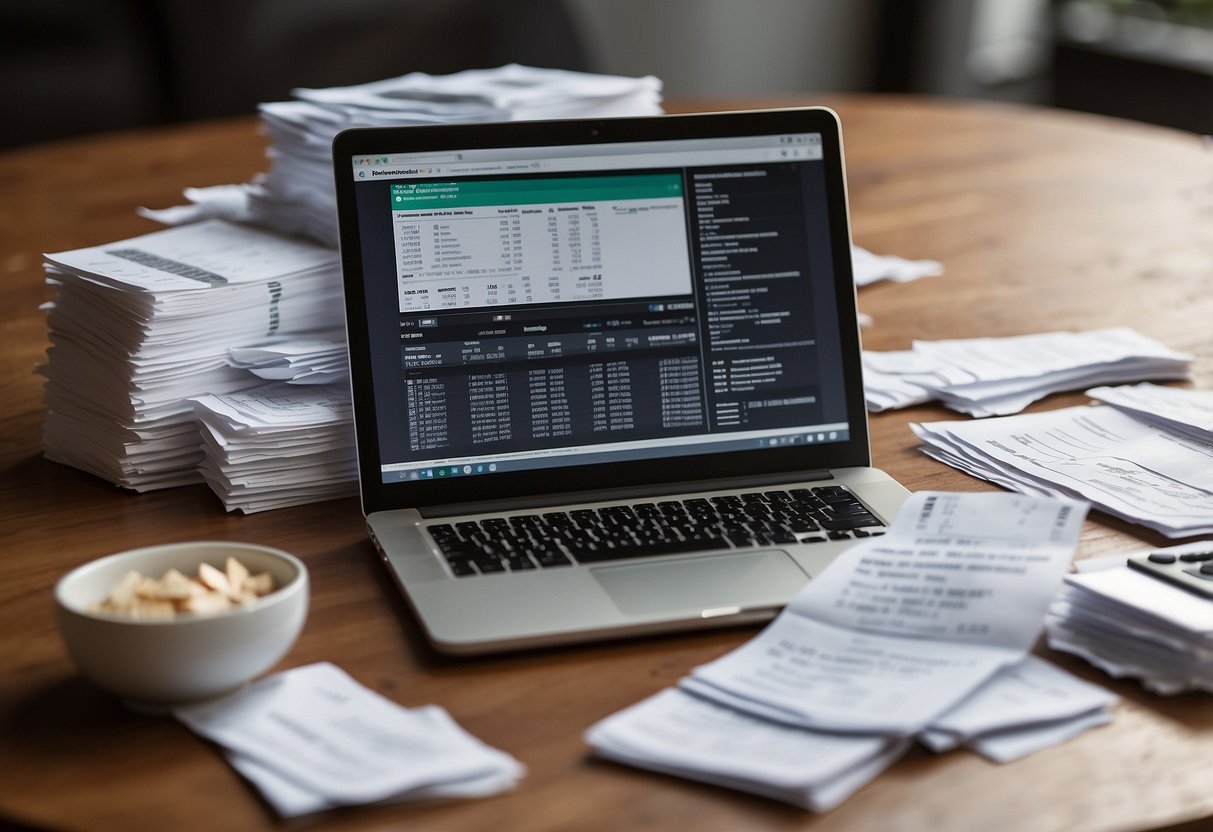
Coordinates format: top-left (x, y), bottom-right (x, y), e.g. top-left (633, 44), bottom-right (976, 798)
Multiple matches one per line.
top-left (55, 541), bottom-right (308, 709)
top-left (90, 557), bottom-right (277, 619)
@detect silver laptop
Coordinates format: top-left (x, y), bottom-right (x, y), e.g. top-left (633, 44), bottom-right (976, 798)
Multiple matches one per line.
top-left (332, 108), bottom-right (909, 655)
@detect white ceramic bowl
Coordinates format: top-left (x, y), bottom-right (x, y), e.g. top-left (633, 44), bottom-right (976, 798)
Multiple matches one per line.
top-left (55, 541), bottom-right (308, 709)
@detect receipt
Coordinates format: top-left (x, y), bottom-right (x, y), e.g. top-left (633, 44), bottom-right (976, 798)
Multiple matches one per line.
top-left (175, 663), bottom-right (523, 809)
top-left (689, 492), bottom-right (1088, 735)
top-left (586, 687), bottom-right (910, 812)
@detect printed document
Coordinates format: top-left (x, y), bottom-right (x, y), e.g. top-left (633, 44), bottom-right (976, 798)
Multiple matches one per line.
top-left (1086, 382), bottom-right (1213, 440)
top-left (586, 687), bottom-right (909, 812)
top-left (1047, 541), bottom-right (1213, 694)
top-left (918, 653), bottom-right (1115, 761)
top-left (44, 219), bottom-right (338, 293)
top-left (864, 328), bottom-right (1190, 416)
top-left (175, 662), bottom-right (523, 814)
top-left (912, 404), bottom-right (1213, 537)
top-left (688, 492), bottom-right (1088, 734)
top-left (588, 492), bottom-right (1104, 811)
top-left (193, 384), bottom-right (357, 512)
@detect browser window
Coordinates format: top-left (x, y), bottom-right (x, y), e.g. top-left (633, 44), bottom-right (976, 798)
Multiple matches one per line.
top-left (345, 133), bottom-right (850, 484)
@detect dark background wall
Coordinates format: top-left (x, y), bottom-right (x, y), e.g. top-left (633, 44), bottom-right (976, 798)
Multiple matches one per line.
top-left (0, 0), bottom-right (589, 148)
top-left (3, 0), bottom-right (1210, 150)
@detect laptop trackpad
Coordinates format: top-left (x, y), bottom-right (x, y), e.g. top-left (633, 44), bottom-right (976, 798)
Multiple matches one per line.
top-left (591, 550), bottom-right (808, 617)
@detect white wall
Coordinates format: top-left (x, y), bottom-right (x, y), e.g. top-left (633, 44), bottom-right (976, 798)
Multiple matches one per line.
top-left (566, 0), bottom-right (881, 97)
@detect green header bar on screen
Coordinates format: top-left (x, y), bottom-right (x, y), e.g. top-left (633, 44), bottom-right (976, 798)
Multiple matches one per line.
top-left (390, 174), bottom-right (683, 211)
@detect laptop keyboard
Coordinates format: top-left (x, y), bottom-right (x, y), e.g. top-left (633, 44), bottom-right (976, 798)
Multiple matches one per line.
top-left (426, 486), bottom-right (885, 577)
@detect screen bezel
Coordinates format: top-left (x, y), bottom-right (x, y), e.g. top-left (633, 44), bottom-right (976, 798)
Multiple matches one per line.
top-left (332, 107), bottom-right (869, 515)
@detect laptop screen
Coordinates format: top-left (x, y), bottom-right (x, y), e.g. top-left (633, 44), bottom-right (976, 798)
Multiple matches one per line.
top-left (334, 109), bottom-right (869, 512)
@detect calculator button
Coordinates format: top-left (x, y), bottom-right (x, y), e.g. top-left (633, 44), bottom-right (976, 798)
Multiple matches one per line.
top-left (1148, 553), bottom-right (1177, 564)
top-left (1180, 551), bottom-right (1213, 562)
top-left (1200, 562), bottom-right (1213, 575)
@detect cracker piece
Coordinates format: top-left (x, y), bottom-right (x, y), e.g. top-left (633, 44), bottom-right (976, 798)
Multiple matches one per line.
top-left (106, 570), bottom-right (144, 610)
top-left (225, 557), bottom-right (250, 596)
top-left (144, 568), bottom-right (194, 601)
top-left (131, 598), bottom-right (177, 619)
top-left (134, 575), bottom-right (164, 599)
top-left (244, 572), bottom-right (275, 597)
top-left (182, 589), bottom-right (233, 614)
top-left (198, 562), bottom-right (231, 595)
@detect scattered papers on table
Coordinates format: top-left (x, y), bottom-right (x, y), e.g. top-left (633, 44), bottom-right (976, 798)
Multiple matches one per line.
top-left (911, 395), bottom-right (1213, 538)
top-left (140, 65), bottom-right (664, 248)
top-left (175, 663), bottom-right (523, 817)
top-left (1086, 381), bottom-right (1213, 441)
top-left (1047, 543), bottom-right (1213, 695)
top-left (863, 328), bottom-right (1191, 416)
top-left (40, 220), bottom-right (343, 491)
top-left (588, 492), bottom-right (1111, 810)
top-left (193, 384), bottom-right (357, 513)
top-left (851, 246), bottom-right (942, 287)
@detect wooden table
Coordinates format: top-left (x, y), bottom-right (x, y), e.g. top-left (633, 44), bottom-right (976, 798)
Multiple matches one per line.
top-left (2, 95), bottom-right (1212, 832)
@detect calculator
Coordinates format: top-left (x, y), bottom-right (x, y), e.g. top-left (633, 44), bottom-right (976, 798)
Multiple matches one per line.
top-left (1127, 548), bottom-right (1213, 599)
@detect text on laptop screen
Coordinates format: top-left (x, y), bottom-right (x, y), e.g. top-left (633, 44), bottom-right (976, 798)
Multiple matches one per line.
top-left (346, 133), bottom-right (854, 485)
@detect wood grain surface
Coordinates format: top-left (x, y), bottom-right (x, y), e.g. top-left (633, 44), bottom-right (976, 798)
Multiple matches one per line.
top-left (2, 95), bottom-right (1212, 832)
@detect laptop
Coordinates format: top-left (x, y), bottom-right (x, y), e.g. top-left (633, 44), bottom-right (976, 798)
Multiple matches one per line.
top-left (332, 107), bottom-right (909, 655)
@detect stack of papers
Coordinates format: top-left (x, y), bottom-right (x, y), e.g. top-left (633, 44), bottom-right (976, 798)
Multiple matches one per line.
top-left (228, 335), bottom-right (348, 385)
top-left (1047, 544), bottom-right (1213, 695)
top-left (40, 221), bottom-right (343, 491)
top-left (141, 65), bottom-right (664, 247)
top-left (912, 384), bottom-right (1213, 538)
top-left (44, 66), bottom-right (673, 508)
top-left (140, 66), bottom-right (940, 293)
top-left (192, 384), bottom-right (358, 513)
top-left (863, 327), bottom-right (1191, 416)
top-left (176, 662), bottom-right (524, 818)
top-left (588, 492), bottom-right (1113, 811)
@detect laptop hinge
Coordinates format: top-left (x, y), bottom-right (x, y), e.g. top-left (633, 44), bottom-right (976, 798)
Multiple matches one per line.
top-left (417, 470), bottom-right (834, 518)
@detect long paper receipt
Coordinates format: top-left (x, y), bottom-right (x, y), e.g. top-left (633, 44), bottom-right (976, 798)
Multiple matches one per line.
top-left (690, 492), bottom-right (1089, 735)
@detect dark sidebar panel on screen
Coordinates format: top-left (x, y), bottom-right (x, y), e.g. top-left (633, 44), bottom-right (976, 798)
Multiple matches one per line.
top-left (685, 161), bottom-right (846, 435)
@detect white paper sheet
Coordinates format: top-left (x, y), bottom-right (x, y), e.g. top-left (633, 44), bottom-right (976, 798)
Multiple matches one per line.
top-left (192, 384), bottom-right (357, 512)
top-left (1086, 382), bottom-right (1213, 440)
top-left (918, 653), bottom-right (1115, 760)
top-left (1047, 541), bottom-right (1213, 694)
top-left (585, 688), bottom-right (909, 812)
top-left (175, 663), bottom-right (523, 809)
top-left (911, 405), bottom-right (1213, 537)
top-left (864, 328), bottom-right (1190, 416)
top-left (44, 219), bottom-right (338, 293)
top-left (851, 246), bottom-right (943, 287)
top-left (688, 492), bottom-right (1088, 735)
top-left (962, 710), bottom-right (1112, 763)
